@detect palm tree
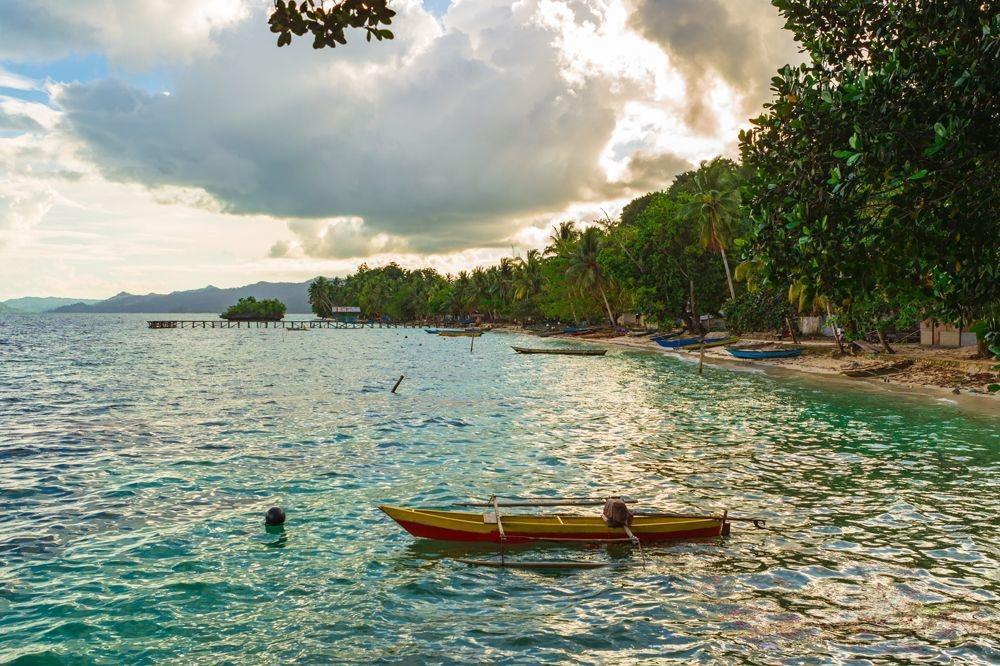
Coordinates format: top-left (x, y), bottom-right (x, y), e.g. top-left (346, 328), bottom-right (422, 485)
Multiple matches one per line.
top-left (566, 226), bottom-right (615, 326)
top-left (682, 159), bottom-right (740, 300)
top-left (545, 221), bottom-right (579, 257)
top-left (307, 276), bottom-right (334, 317)
top-left (513, 249), bottom-right (543, 302)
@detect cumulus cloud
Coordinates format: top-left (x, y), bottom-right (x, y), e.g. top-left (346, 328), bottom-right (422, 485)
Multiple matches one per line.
top-left (0, 0), bottom-right (249, 68)
top-left (279, 218), bottom-right (411, 259)
top-left (626, 0), bottom-right (803, 120)
top-left (0, 182), bottom-right (56, 249)
top-left (54, 0), bottom-right (716, 255)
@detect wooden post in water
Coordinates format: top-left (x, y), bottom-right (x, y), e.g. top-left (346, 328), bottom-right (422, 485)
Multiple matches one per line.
top-left (698, 335), bottom-right (706, 375)
top-left (391, 375), bottom-right (404, 393)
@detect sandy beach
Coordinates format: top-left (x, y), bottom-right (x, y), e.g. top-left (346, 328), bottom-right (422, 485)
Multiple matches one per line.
top-left (501, 327), bottom-right (1000, 412)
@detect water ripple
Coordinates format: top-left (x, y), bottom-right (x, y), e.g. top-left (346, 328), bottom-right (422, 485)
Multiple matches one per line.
top-left (0, 314), bottom-right (997, 663)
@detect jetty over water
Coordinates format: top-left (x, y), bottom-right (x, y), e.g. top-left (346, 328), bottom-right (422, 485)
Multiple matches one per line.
top-left (147, 320), bottom-right (420, 329)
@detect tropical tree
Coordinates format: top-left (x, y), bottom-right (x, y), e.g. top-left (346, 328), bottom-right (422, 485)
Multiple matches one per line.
top-left (680, 158), bottom-right (742, 300)
top-left (513, 250), bottom-right (544, 302)
top-left (269, 0), bottom-right (395, 49)
top-left (567, 226), bottom-right (616, 326)
top-left (741, 0), bottom-right (1000, 333)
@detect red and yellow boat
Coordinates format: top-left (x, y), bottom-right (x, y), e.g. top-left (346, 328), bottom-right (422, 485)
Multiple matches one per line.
top-left (379, 504), bottom-right (729, 544)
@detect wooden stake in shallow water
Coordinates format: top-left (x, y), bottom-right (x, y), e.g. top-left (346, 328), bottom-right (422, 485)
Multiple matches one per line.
top-left (391, 375), bottom-right (404, 393)
top-left (698, 335), bottom-right (706, 375)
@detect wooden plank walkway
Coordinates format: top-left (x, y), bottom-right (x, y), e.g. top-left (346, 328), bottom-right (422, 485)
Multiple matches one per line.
top-left (147, 320), bottom-right (421, 329)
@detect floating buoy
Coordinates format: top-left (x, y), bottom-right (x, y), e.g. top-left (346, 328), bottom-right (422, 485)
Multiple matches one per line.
top-left (265, 507), bottom-right (286, 526)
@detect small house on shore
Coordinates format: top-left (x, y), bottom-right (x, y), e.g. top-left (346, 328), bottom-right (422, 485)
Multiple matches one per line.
top-left (327, 306), bottom-right (361, 323)
top-left (920, 320), bottom-right (977, 348)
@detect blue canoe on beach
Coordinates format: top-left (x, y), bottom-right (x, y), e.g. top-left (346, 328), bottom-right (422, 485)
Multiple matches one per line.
top-left (725, 346), bottom-right (804, 359)
top-left (654, 336), bottom-right (702, 348)
top-left (426, 328), bottom-right (466, 334)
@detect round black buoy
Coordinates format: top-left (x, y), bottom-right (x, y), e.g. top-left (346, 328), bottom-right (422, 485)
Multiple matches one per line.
top-left (265, 507), bottom-right (286, 526)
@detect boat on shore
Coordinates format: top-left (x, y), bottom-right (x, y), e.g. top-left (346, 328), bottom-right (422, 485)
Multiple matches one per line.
top-left (512, 346), bottom-right (607, 356)
top-left (842, 358), bottom-right (914, 377)
top-left (726, 344), bottom-right (804, 359)
top-left (425, 328), bottom-right (465, 334)
top-left (684, 336), bottom-right (740, 351)
top-left (438, 330), bottom-right (483, 337)
top-left (654, 335), bottom-right (702, 348)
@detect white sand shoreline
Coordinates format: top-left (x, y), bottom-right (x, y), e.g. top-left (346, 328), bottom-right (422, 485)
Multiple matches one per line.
top-left (496, 328), bottom-right (999, 417)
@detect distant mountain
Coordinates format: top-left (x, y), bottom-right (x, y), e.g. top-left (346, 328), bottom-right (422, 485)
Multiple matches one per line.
top-left (1, 296), bottom-right (102, 313)
top-left (0, 302), bottom-right (20, 314)
top-left (51, 281), bottom-right (314, 314)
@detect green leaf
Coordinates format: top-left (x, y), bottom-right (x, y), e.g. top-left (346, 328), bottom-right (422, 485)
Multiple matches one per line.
top-left (846, 153), bottom-right (861, 166)
top-left (909, 169), bottom-right (928, 180)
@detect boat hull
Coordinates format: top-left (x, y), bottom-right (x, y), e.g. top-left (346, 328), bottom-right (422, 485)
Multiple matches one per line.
top-left (380, 506), bottom-right (725, 544)
top-left (654, 336), bottom-right (701, 348)
top-left (512, 346), bottom-right (607, 356)
top-left (725, 347), bottom-right (803, 359)
top-left (438, 331), bottom-right (483, 337)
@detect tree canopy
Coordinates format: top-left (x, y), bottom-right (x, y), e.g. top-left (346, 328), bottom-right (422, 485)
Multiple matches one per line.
top-left (269, 0), bottom-right (395, 48)
top-left (221, 296), bottom-right (287, 320)
top-left (740, 0), bottom-right (999, 329)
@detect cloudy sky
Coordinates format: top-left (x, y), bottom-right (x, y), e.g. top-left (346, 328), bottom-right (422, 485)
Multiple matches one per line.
top-left (0, 0), bottom-right (800, 299)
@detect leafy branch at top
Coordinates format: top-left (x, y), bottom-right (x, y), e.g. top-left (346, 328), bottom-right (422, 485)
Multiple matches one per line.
top-left (269, 0), bottom-right (396, 49)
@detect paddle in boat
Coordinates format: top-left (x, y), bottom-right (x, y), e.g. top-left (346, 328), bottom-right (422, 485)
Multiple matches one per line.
top-left (511, 346), bottom-right (607, 356)
top-left (725, 344), bottom-right (804, 359)
top-left (380, 495), bottom-right (765, 569)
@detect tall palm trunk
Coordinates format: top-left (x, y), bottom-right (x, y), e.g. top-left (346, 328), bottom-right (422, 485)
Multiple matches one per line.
top-left (598, 284), bottom-right (615, 326)
top-left (720, 244), bottom-right (736, 300)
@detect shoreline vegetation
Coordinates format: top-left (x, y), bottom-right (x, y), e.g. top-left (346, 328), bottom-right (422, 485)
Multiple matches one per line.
top-left (220, 296), bottom-right (287, 321)
top-left (299, 2), bottom-right (998, 402)
top-left (491, 325), bottom-right (999, 411)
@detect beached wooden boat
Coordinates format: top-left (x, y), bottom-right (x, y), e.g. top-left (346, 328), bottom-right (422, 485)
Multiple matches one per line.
top-left (842, 358), bottom-right (913, 377)
top-left (511, 346), bottom-right (607, 356)
top-left (379, 505), bottom-right (727, 544)
top-left (426, 328), bottom-right (464, 334)
top-left (438, 330), bottom-right (483, 337)
top-left (726, 345), bottom-right (804, 359)
top-left (685, 336), bottom-right (740, 351)
top-left (654, 336), bottom-right (702, 348)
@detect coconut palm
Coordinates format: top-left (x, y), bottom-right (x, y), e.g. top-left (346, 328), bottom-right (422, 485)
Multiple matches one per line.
top-left (307, 276), bottom-right (334, 317)
top-left (682, 159), bottom-right (740, 300)
top-left (545, 221), bottom-right (579, 257)
top-left (566, 226), bottom-right (615, 326)
top-left (513, 249), bottom-right (544, 302)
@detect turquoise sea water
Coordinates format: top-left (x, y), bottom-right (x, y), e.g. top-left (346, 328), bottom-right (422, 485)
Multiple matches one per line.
top-left (1, 314), bottom-right (998, 664)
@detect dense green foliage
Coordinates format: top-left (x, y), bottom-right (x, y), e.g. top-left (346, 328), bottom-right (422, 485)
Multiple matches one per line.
top-left (269, 0), bottom-right (395, 48)
top-left (282, 0), bottom-right (997, 348)
top-left (305, 161), bottom-right (739, 328)
top-left (722, 288), bottom-right (794, 336)
top-left (741, 0), bottom-right (999, 332)
top-left (221, 297), bottom-right (287, 320)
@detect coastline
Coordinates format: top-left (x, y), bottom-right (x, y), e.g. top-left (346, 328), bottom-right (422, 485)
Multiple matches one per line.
top-left (499, 327), bottom-right (999, 416)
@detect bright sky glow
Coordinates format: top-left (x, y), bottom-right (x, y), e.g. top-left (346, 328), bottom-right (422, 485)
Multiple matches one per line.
top-left (0, 0), bottom-right (799, 299)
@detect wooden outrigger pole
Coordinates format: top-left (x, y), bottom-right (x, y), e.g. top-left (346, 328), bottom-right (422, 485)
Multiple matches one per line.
top-left (380, 494), bottom-right (767, 570)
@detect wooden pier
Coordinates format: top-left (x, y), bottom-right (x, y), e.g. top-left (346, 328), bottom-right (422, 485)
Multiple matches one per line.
top-left (147, 319), bottom-right (421, 330)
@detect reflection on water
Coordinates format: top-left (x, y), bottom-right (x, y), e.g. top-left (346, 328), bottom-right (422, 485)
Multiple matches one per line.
top-left (0, 314), bottom-right (998, 663)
